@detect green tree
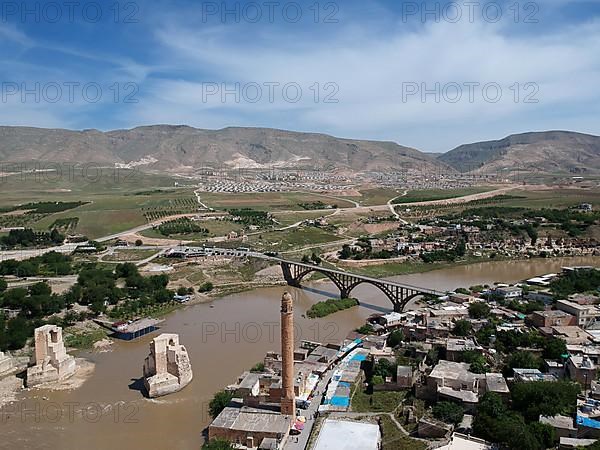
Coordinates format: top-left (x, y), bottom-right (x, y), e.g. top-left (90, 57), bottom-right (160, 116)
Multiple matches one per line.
top-left (5, 317), bottom-right (32, 350)
top-left (503, 351), bottom-right (543, 377)
top-left (311, 252), bottom-right (322, 265)
top-left (202, 439), bottom-right (234, 450)
top-left (433, 401), bottom-right (464, 424)
top-left (209, 390), bottom-right (234, 419)
top-left (511, 381), bottom-right (579, 422)
top-left (453, 319), bottom-right (472, 337)
top-left (543, 337), bottom-right (567, 360)
top-left (387, 330), bottom-right (404, 348)
top-left (177, 287), bottom-right (189, 296)
top-left (198, 282), bottom-right (214, 293)
top-left (468, 301), bottom-right (491, 319)
top-left (0, 278), bottom-right (7, 293)
top-left (372, 375), bottom-right (385, 386)
top-left (463, 351), bottom-right (488, 374)
top-left (116, 263), bottom-right (138, 279)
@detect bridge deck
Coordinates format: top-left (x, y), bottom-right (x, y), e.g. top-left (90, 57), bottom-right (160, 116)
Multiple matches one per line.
top-left (274, 258), bottom-right (444, 296)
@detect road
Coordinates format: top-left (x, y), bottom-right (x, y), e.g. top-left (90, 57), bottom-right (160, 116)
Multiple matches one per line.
top-left (387, 190), bottom-right (408, 223)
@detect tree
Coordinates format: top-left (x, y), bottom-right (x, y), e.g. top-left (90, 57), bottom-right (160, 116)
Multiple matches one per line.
top-left (355, 324), bottom-right (375, 334)
top-left (453, 319), bottom-right (472, 337)
top-left (372, 375), bottom-right (385, 386)
top-left (301, 254), bottom-right (310, 264)
top-left (468, 301), bottom-right (491, 319)
top-left (0, 278), bottom-right (7, 293)
top-left (463, 351), bottom-right (488, 374)
top-left (116, 263), bottom-right (138, 279)
top-left (198, 282), bottom-right (214, 293)
top-left (543, 337), bottom-right (567, 360)
top-left (432, 401), bottom-right (464, 424)
top-left (135, 239), bottom-right (143, 247)
top-left (511, 381), bottom-right (579, 422)
top-left (177, 287), bottom-right (189, 296)
top-left (4, 317), bottom-right (32, 350)
top-left (339, 245), bottom-right (352, 260)
top-left (202, 439), bottom-right (234, 450)
top-left (209, 390), bottom-right (234, 419)
top-left (528, 422), bottom-right (556, 449)
top-left (311, 252), bottom-right (321, 265)
top-left (503, 351), bottom-right (543, 377)
top-left (373, 358), bottom-right (396, 380)
top-left (387, 330), bottom-right (404, 348)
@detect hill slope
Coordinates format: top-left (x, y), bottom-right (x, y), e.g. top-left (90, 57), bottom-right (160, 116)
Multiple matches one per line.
top-left (0, 125), bottom-right (448, 173)
top-left (439, 131), bottom-right (600, 174)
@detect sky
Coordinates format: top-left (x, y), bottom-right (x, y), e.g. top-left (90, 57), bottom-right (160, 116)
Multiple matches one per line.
top-left (1, 0), bottom-right (600, 153)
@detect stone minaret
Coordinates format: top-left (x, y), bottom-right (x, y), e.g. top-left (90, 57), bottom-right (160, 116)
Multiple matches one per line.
top-left (280, 292), bottom-right (296, 417)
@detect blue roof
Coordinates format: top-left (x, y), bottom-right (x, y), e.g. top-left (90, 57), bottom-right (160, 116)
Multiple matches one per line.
top-left (577, 415), bottom-right (600, 429)
top-left (330, 396), bottom-right (350, 407)
top-left (351, 354), bottom-right (367, 362)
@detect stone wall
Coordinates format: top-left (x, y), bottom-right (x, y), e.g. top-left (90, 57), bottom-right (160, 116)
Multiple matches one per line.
top-left (143, 333), bottom-right (193, 398)
top-left (26, 325), bottom-right (77, 387)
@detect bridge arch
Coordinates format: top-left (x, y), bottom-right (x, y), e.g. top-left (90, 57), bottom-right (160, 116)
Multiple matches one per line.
top-left (291, 266), bottom-right (348, 296)
top-left (280, 261), bottom-right (434, 313)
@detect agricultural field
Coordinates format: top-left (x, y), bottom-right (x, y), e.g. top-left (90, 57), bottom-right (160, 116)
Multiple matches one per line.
top-left (200, 191), bottom-right (356, 211)
top-left (244, 226), bottom-right (342, 252)
top-left (349, 187), bottom-right (407, 206)
top-left (102, 249), bottom-right (159, 262)
top-left (393, 186), bottom-right (496, 204)
top-left (400, 187), bottom-right (600, 220)
top-left (0, 168), bottom-right (200, 239)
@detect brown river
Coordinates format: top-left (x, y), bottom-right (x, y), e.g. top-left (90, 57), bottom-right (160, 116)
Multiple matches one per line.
top-left (1, 256), bottom-right (598, 450)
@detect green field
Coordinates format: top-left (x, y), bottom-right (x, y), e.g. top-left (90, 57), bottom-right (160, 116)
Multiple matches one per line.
top-left (0, 168), bottom-right (191, 239)
top-left (403, 187), bottom-right (600, 217)
top-left (352, 188), bottom-right (406, 206)
top-left (245, 227), bottom-right (341, 252)
top-left (200, 191), bottom-right (356, 211)
top-left (393, 186), bottom-right (496, 204)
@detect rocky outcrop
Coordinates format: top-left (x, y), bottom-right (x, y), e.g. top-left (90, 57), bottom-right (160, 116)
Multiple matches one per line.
top-left (26, 325), bottom-right (77, 387)
top-left (0, 351), bottom-right (14, 376)
top-left (143, 334), bottom-right (193, 398)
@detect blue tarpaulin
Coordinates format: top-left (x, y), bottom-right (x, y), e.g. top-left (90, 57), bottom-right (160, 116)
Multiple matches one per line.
top-left (330, 396), bottom-right (350, 407)
top-left (577, 415), bottom-right (600, 429)
top-left (351, 354), bottom-right (367, 362)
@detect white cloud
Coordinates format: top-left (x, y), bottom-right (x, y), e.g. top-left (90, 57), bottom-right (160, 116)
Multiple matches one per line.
top-left (137, 16), bottom-right (600, 150)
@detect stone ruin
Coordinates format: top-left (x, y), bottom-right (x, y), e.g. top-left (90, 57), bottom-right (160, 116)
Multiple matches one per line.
top-left (143, 333), bottom-right (193, 398)
top-left (0, 351), bottom-right (14, 376)
top-left (26, 325), bottom-right (77, 387)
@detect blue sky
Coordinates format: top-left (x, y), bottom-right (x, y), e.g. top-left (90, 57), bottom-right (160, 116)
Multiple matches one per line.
top-left (1, 0), bottom-right (600, 152)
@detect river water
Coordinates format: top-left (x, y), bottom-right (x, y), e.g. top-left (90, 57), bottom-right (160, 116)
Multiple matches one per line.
top-left (1, 256), bottom-right (598, 450)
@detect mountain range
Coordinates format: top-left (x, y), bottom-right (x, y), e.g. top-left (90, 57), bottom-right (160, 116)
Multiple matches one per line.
top-left (0, 126), bottom-right (598, 175)
top-left (0, 126), bottom-right (445, 173)
top-left (439, 131), bottom-right (600, 174)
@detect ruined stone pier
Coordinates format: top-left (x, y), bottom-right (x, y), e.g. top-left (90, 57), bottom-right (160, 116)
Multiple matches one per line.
top-left (26, 325), bottom-right (77, 387)
top-left (143, 333), bottom-right (193, 398)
